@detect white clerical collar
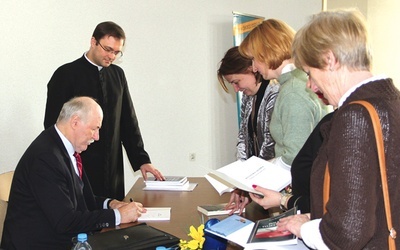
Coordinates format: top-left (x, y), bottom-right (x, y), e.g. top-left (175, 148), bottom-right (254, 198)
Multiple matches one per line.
top-left (338, 74), bottom-right (388, 108)
top-left (84, 52), bottom-right (103, 71)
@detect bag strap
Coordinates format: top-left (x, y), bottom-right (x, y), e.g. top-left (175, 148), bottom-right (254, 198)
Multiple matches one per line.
top-left (323, 100), bottom-right (396, 249)
top-left (323, 163), bottom-right (330, 215)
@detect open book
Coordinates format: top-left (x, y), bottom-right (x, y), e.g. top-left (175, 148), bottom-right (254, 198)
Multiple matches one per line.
top-left (205, 156), bottom-right (291, 196)
top-left (204, 208), bottom-right (300, 249)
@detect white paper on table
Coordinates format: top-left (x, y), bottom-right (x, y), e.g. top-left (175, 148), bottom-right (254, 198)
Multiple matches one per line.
top-left (138, 207), bottom-right (171, 221)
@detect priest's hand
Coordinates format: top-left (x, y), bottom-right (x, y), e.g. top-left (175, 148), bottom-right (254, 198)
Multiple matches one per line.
top-left (140, 163), bottom-right (165, 181)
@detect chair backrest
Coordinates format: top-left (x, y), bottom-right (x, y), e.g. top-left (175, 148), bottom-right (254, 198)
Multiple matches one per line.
top-left (0, 199), bottom-right (7, 245)
top-left (0, 171), bottom-right (14, 202)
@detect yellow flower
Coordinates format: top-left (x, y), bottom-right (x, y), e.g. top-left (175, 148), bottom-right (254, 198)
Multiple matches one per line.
top-left (180, 224), bottom-right (205, 250)
top-left (187, 239), bottom-right (201, 249)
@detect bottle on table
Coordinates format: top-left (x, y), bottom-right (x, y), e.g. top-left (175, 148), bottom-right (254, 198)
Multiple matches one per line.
top-left (73, 233), bottom-right (92, 250)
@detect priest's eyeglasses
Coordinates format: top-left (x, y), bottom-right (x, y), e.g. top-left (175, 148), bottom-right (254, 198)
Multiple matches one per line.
top-left (96, 41), bottom-right (123, 58)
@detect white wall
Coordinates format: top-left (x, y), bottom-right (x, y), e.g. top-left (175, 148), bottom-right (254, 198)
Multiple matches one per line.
top-left (327, 0), bottom-right (368, 16)
top-left (327, 0), bottom-right (400, 86)
top-left (0, 0), bottom-right (321, 194)
top-left (368, 0), bottom-right (400, 85)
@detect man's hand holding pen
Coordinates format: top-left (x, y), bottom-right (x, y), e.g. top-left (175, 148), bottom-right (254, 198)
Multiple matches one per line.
top-left (117, 198), bottom-right (147, 223)
top-left (108, 199), bottom-right (128, 209)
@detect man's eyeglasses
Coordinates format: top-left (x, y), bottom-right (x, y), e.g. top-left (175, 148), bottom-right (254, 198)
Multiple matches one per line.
top-left (96, 41), bottom-right (123, 58)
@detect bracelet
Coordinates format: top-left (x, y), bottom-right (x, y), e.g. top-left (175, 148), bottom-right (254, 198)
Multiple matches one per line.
top-left (280, 193), bottom-right (292, 210)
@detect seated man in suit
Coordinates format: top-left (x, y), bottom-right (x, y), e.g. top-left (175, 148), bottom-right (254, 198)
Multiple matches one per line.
top-left (1, 96), bottom-right (145, 249)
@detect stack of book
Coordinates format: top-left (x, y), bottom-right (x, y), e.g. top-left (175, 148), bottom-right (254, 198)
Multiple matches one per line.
top-left (143, 176), bottom-right (197, 191)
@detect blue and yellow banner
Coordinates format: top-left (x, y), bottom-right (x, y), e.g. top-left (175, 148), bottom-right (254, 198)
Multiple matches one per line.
top-left (232, 12), bottom-right (265, 125)
top-left (233, 12), bottom-right (264, 46)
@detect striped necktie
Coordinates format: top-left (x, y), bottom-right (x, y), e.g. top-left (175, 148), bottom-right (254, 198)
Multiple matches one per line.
top-left (73, 152), bottom-right (83, 179)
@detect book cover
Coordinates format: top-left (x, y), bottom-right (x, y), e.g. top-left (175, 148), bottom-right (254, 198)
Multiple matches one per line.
top-left (205, 214), bottom-right (253, 238)
top-left (246, 207), bottom-right (298, 248)
top-left (205, 156), bottom-right (291, 196)
top-left (197, 203), bottom-right (244, 216)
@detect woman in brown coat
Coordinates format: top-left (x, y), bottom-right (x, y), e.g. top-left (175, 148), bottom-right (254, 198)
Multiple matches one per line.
top-left (273, 9), bottom-right (400, 249)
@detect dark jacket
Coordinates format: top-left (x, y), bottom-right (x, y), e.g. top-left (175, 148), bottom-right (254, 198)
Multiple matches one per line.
top-left (1, 126), bottom-right (115, 249)
top-left (310, 79), bottom-right (400, 249)
top-left (44, 56), bottom-right (150, 199)
top-left (288, 111), bottom-right (334, 213)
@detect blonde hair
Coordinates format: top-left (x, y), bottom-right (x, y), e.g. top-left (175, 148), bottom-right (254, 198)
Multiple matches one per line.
top-left (292, 9), bottom-right (372, 71)
top-left (239, 19), bottom-right (295, 70)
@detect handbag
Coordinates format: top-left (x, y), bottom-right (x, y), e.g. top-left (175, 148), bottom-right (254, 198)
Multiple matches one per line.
top-left (323, 100), bottom-right (396, 249)
top-left (87, 223), bottom-right (180, 250)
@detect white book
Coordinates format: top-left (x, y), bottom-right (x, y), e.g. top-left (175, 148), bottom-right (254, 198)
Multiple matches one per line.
top-left (197, 203), bottom-right (244, 216)
top-left (145, 176), bottom-right (188, 186)
top-left (244, 239), bottom-right (308, 250)
top-left (138, 207), bottom-right (171, 221)
top-left (205, 156), bottom-right (291, 196)
top-left (142, 182), bottom-right (198, 192)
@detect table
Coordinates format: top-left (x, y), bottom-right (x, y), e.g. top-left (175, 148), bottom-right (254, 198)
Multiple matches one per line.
top-left (117, 177), bottom-right (271, 249)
